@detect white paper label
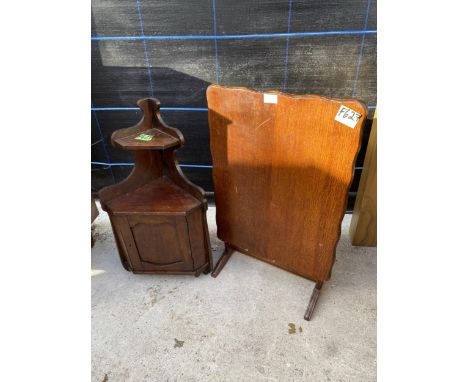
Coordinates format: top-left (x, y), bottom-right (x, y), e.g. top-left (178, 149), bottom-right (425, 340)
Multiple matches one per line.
top-left (264, 94), bottom-right (278, 104)
top-left (334, 105), bottom-right (362, 128)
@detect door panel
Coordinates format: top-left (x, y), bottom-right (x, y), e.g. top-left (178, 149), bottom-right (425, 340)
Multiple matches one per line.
top-left (126, 215), bottom-right (193, 271)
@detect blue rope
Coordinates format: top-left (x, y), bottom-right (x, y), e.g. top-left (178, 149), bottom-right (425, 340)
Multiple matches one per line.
top-left (92, 162), bottom-right (213, 169)
top-left (352, 0), bottom-right (373, 97)
top-left (91, 30), bottom-right (377, 41)
top-left (135, 0), bottom-right (155, 97)
top-left (91, 106), bottom-right (374, 111)
top-left (91, 105), bottom-right (116, 183)
top-left (212, 0), bottom-right (219, 83)
top-left (283, 0), bottom-right (294, 91)
top-left (91, 107), bottom-right (208, 112)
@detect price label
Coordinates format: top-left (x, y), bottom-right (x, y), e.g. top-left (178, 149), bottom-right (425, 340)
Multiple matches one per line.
top-left (135, 134), bottom-right (154, 141)
top-left (264, 94), bottom-right (278, 104)
top-left (334, 105), bottom-right (362, 128)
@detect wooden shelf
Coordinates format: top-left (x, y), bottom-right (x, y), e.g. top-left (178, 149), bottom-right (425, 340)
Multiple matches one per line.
top-left (107, 177), bottom-right (201, 214)
top-left (113, 128), bottom-right (179, 150)
top-left (99, 98), bottom-right (212, 276)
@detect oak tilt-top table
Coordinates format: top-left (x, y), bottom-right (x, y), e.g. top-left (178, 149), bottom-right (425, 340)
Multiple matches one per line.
top-left (207, 85), bottom-right (367, 320)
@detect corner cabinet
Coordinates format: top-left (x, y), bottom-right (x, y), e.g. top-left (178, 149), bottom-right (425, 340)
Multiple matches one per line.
top-left (99, 98), bottom-right (213, 277)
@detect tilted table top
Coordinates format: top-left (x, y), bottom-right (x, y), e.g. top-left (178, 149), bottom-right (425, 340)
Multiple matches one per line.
top-left (207, 85), bottom-right (367, 282)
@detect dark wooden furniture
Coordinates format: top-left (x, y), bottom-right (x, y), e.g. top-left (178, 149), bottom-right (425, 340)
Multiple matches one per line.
top-left (91, 198), bottom-right (99, 247)
top-left (207, 85), bottom-right (367, 319)
top-left (99, 98), bottom-right (213, 276)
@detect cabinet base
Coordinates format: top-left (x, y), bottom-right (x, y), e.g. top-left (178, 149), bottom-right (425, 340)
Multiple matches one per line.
top-left (128, 262), bottom-right (211, 277)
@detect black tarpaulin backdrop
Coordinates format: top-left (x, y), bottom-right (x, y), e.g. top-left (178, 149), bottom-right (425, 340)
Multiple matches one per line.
top-left (91, 0), bottom-right (377, 211)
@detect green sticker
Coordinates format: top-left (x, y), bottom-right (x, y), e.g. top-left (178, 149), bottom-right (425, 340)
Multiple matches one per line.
top-left (135, 134), bottom-right (154, 141)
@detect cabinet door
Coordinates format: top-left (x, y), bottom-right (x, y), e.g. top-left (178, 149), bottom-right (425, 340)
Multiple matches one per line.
top-left (123, 215), bottom-right (194, 272)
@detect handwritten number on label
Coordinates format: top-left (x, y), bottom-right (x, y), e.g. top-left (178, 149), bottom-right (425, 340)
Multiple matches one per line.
top-left (337, 107), bottom-right (361, 123)
top-left (335, 105), bottom-right (363, 128)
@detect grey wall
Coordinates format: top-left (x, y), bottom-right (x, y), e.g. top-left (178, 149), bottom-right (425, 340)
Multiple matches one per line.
top-left (92, 0), bottom-right (377, 210)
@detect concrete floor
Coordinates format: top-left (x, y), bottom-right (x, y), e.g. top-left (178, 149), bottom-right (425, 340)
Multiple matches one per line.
top-left (92, 205), bottom-right (376, 382)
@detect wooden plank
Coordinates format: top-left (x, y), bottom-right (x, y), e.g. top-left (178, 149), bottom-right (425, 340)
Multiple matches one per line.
top-left (349, 110), bottom-right (377, 246)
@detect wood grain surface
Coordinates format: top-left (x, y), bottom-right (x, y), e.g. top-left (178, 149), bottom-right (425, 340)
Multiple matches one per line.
top-left (113, 128), bottom-right (179, 150)
top-left (106, 178), bottom-right (201, 215)
top-left (350, 110), bottom-right (377, 246)
top-left (207, 85), bottom-right (367, 282)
